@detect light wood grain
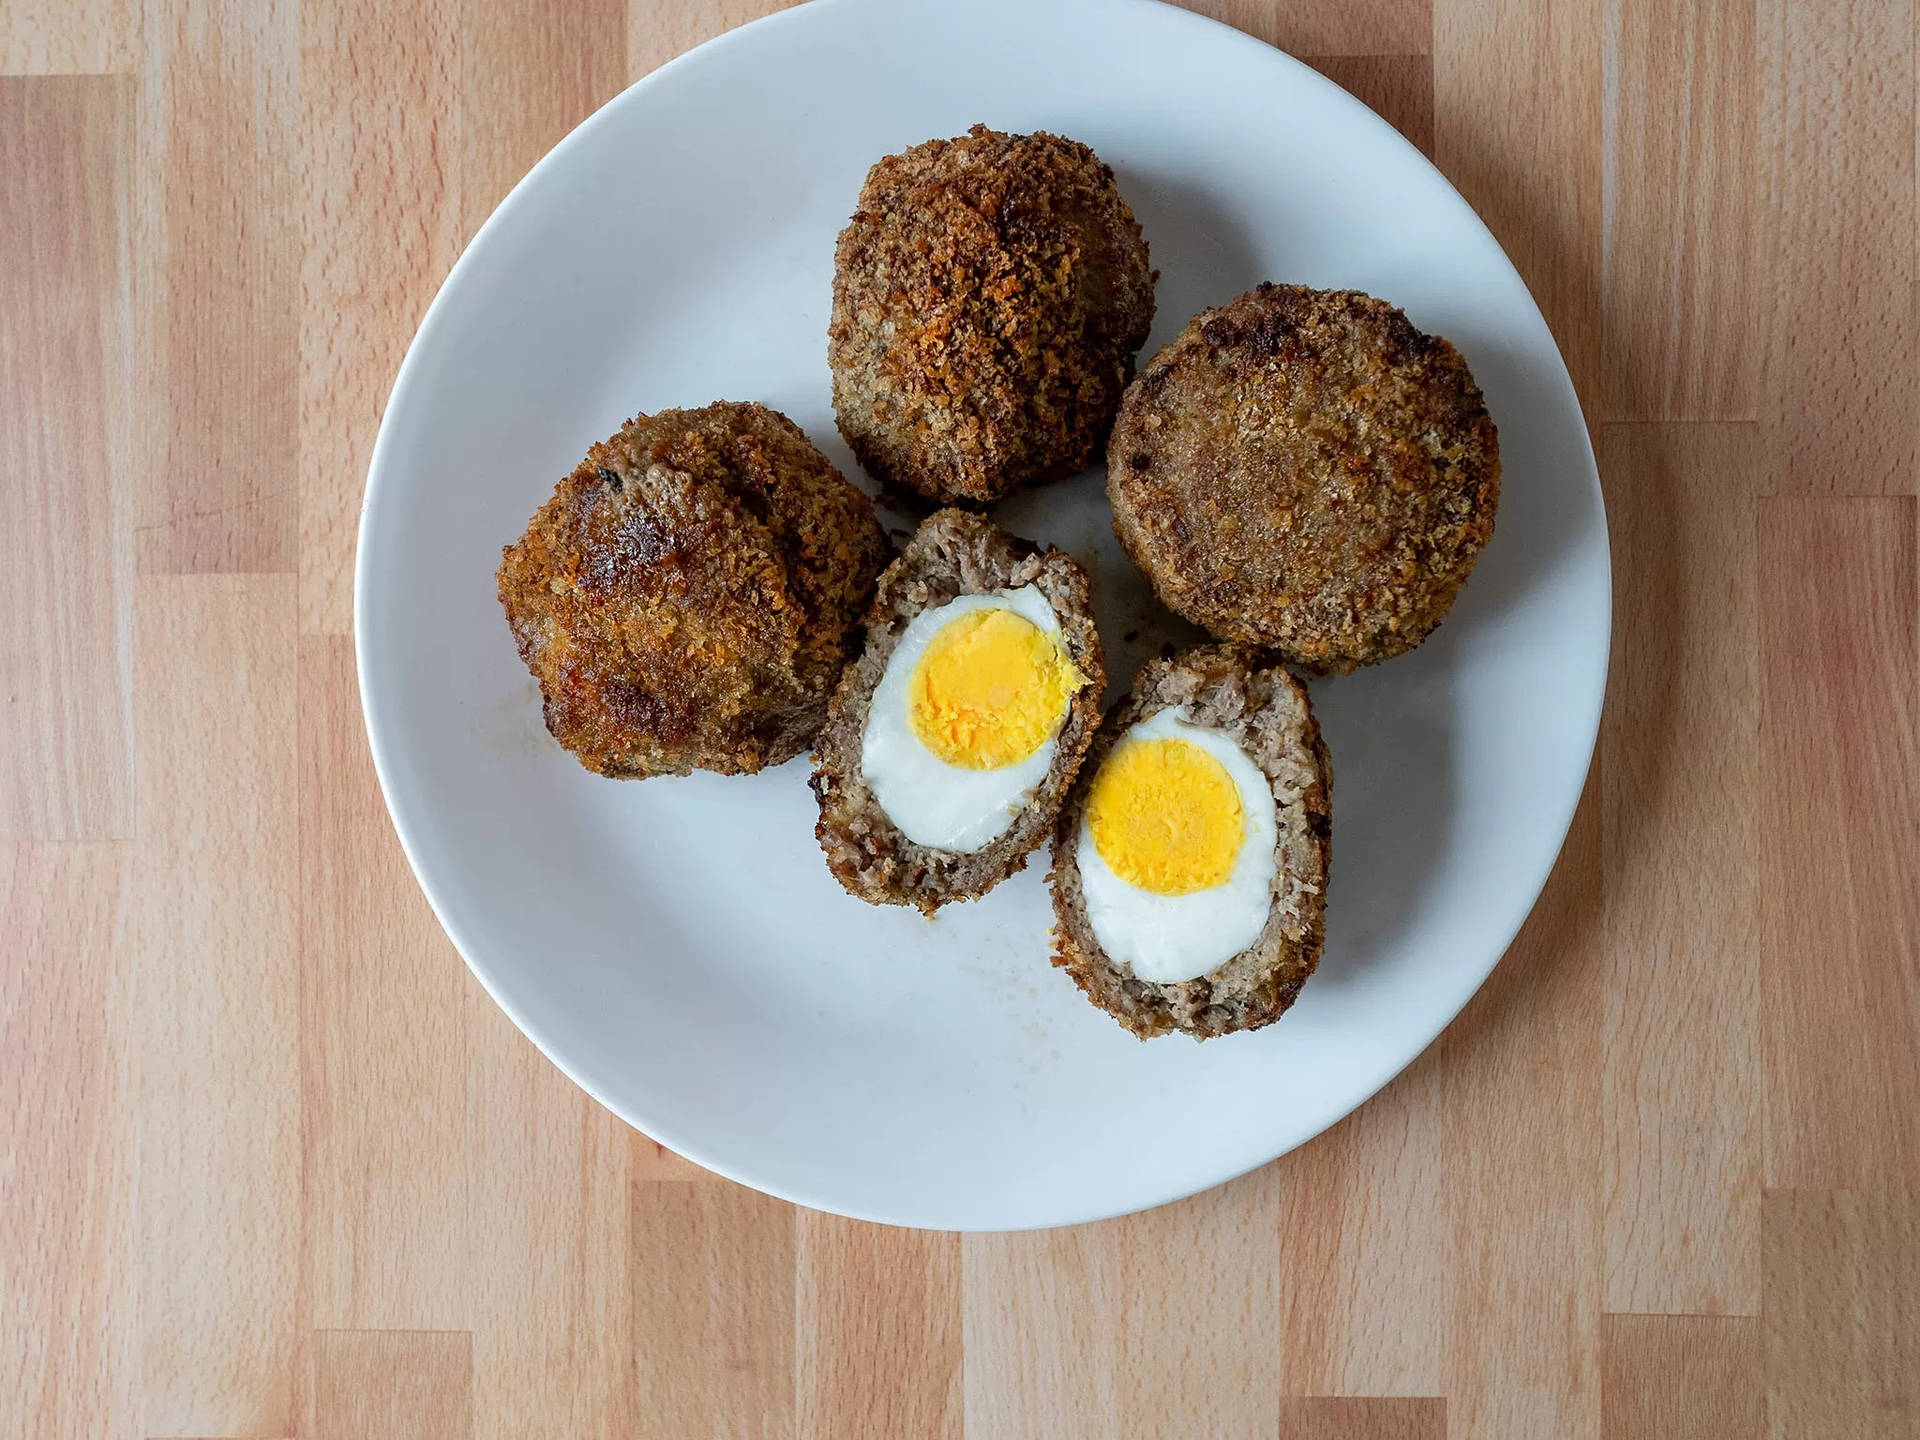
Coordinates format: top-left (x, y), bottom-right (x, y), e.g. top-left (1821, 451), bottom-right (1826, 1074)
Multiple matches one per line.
top-left (0, 77), bottom-right (132, 842)
top-left (631, 1181), bottom-right (794, 1438)
top-left (458, 0), bottom-right (626, 235)
top-left (1275, 1053), bottom-right (1446, 1397)
top-left (310, 1329), bottom-right (475, 1440)
top-left (963, 1167), bottom-right (1282, 1439)
top-left (1435, 0), bottom-right (1603, 410)
top-left (1600, 423), bottom-right (1762, 1316)
top-left (133, 573), bottom-right (301, 1436)
top-left (0, 843), bottom-right (136, 1440)
top-left (0, 0), bottom-right (130, 74)
top-left (1602, 0), bottom-right (1759, 420)
top-left (1600, 1314), bottom-right (1763, 1440)
top-left (6, 1), bottom-right (1920, 1435)
top-left (465, 1005), bottom-right (635, 1440)
top-left (797, 1214), bottom-right (962, 1439)
top-left (1277, 1397), bottom-right (1447, 1440)
top-left (301, 636), bottom-right (472, 1329)
top-left (1180, 0), bottom-right (1431, 57)
top-left (297, 0), bottom-right (462, 635)
top-left (1441, 784), bottom-right (1606, 1440)
top-left (1758, 0), bottom-right (1916, 494)
top-left (629, 0), bottom-right (798, 78)
top-left (1758, 498), bottom-right (1920, 1191)
top-left (959, 1225), bottom-right (1120, 1439)
top-left (134, 0), bottom-right (302, 573)
top-left (1763, 1190), bottom-right (1920, 1439)
top-left (1106, 1167), bottom-right (1283, 1438)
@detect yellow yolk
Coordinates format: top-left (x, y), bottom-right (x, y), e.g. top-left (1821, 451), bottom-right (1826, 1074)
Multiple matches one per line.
top-left (1086, 737), bottom-right (1244, 895)
top-left (908, 607), bottom-right (1083, 770)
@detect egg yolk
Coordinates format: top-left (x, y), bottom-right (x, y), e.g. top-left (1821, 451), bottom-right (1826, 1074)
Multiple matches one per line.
top-left (908, 607), bottom-right (1083, 769)
top-left (1086, 737), bottom-right (1244, 895)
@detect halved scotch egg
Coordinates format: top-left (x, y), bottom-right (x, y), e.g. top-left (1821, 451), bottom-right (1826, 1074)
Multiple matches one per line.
top-left (812, 509), bottom-right (1105, 913)
top-left (1049, 646), bottom-right (1331, 1038)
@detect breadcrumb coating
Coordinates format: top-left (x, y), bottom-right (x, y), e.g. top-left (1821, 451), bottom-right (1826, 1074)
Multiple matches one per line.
top-left (498, 402), bottom-right (888, 778)
top-left (1108, 284), bottom-right (1500, 671)
top-left (830, 125), bottom-right (1155, 505)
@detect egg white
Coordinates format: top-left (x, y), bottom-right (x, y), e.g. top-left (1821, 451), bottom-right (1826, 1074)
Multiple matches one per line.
top-left (1075, 708), bottom-right (1279, 984)
top-left (860, 587), bottom-right (1074, 853)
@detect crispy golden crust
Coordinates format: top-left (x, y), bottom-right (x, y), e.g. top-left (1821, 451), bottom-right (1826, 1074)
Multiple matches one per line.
top-left (829, 125), bottom-right (1156, 506)
top-left (1108, 284), bottom-right (1500, 671)
top-left (1048, 646), bottom-right (1332, 1039)
top-left (497, 402), bottom-right (889, 778)
top-left (810, 510), bottom-right (1105, 914)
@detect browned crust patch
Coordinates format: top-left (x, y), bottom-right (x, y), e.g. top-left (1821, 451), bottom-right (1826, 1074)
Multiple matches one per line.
top-left (497, 401), bottom-right (889, 778)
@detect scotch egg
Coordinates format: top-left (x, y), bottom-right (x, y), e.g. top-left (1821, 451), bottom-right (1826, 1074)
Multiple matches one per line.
top-left (1049, 646), bottom-right (1332, 1039)
top-left (812, 510), bottom-right (1105, 913)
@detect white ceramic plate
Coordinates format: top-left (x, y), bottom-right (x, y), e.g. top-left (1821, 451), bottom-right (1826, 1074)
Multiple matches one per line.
top-left (357, 0), bottom-right (1609, 1230)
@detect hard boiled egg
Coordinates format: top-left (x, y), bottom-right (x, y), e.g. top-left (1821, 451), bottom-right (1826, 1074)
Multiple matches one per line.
top-left (861, 588), bottom-right (1084, 852)
top-left (1075, 707), bottom-right (1278, 982)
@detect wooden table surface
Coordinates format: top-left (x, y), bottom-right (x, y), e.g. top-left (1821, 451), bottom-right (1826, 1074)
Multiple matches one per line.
top-left (5, 0), bottom-right (1918, 1435)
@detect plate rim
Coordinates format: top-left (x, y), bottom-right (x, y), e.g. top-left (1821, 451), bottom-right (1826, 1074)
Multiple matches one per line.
top-left (355, 0), bottom-right (1612, 1231)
